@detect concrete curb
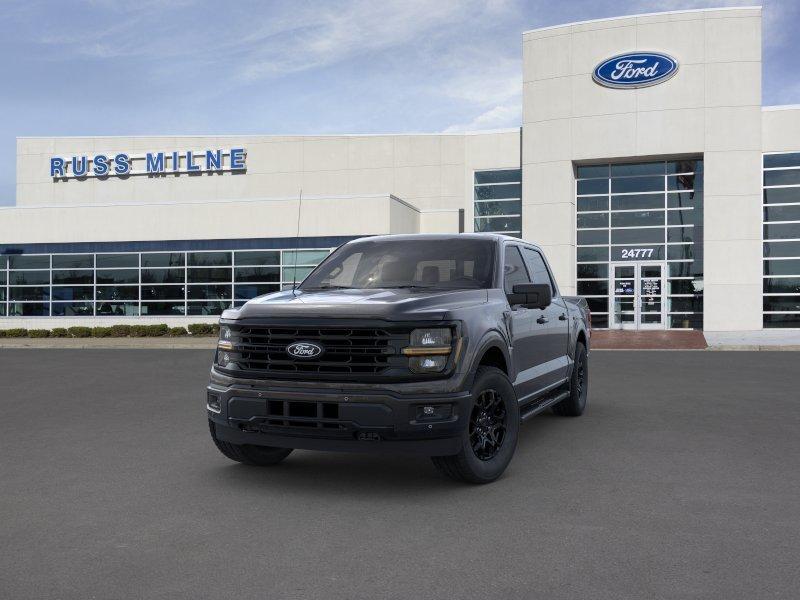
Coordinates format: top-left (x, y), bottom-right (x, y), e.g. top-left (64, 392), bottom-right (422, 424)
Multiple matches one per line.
top-left (0, 338), bottom-right (217, 349)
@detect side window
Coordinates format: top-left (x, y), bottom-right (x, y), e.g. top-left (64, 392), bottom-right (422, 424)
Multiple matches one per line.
top-left (521, 248), bottom-right (555, 294)
top-left (503, 246), bottom-right (531, 293)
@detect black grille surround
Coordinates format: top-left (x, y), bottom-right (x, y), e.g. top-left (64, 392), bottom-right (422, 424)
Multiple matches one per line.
top-left (215, 320), bottom-right (457, 382)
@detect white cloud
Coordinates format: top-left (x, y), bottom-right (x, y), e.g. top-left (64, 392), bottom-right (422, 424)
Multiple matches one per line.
top-left (443, 103), bottom-right (521, 132)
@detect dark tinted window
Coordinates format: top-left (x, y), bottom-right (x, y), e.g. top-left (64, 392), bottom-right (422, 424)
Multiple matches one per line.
top-left (503, 246), bottom-right (530, 294)
top-left (521, 248), bottom-right (554, 292)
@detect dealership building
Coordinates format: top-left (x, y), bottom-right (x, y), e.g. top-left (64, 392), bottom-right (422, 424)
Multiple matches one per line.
top-left (2, 6), bottom-right (799, 333)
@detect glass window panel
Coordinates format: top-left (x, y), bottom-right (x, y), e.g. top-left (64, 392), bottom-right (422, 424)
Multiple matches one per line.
top-left (611, 176), bottom-right (663, 194)
top-left (576, 165), bottom-right (608, 179)
top-left (669, 297), bottom-right (703, 312)
top-left (187, 267), bottom-right (231, 283)
top-left (10, 287), bottom-right (49, 301)
top-left (0, 289), bottom-right (5, 301)
top-left (9, 302), bottom-right (49, 316)
top-left (187, 251), bottom-right (231, 266)
top-left (611, 246), bottom-right (665, 261)
top-left (0, 305), bottom-right (5, 316)
top-left (0, 255), bottom-right (6, 269)
top-left (667, 191), bottom-right (702, 209)
top-left (9, 271), bottom-right (50, 285)
top-left (763, 188), bottom-right (800, 205)
top-left (187, 301), bottom-right (230, 316)
top-left (763, 296), bottom-right (800, 312)
top-left (764, 241), bottom-right (800, 258)
top-left (474, 170), bottom-right (521, 184)
top-left (576, 179), bottom-right (607, 195)
top-left (96, 254), bottom-right (137, 268)
top-left (764, 314), bottom-right (800, 328)
top-left (764, 169), bottom-right (800, 187)
top-left (474, 216), bottom-right (521, 233)
top-left (590, 314), bottom-right (609, 328)
top-left (187, 284), bottom-right (232, 300)
top-left (52, 302), bottom-right (94, 316)
top-left (577, 212), bottom-right (608, 228)
top-left (142, 268), bottom-right (185, 284)
top-left (95, 269), bottom-right (138, 284)
top-left (234, 284), bottom-right (280, 300)
top-left (667, 245), bottom-right (694, 261)
top-left (668, 262), bottom-right (696, 277)
top-left (611, 194), bottom-right (664, 210)
top-left (95, 302), bottom-right (138, 316)
top-left (670, 315), bottom-right (703, 329)
top-left (610, 162), bottom-right (664, 176)
top-left (474, 184), bottom-right (521, 200)
top-left (140, 285), bottom-right (185, 300)
top-left (577, 281), bottom-right (608, 295)
top-left (668, 227), bottom-right (695, 244)
top-left (9, 255), bottom-right (49, 269)
top-left (667, 160), bottom-right (702, 174)
top-left (764, 205), bottom-right (800, 223)
top-left (474, 200), bottom-right (521, 217)
top-left (577, 247), bottom-right (609, 262)
top-left (667, 174), bottom-right (700, 191)
top-left (52, 270), bottom-right (93, 284)
top-left (282, 266), bottom-right (314, 283)
top-left (611, 228), bottom-right (665, 244)
top-left (668, 279), bottom-right (703, 295)
top-left (577, 230), bottom-right (608, 245)
top-left (611, 210), bottom-right (665, 228)
top-left (234, 267), bottom-right (280, 282)
top-left (282, 250), bottom-right (330, 265)
top-left (140, 302), bottom-right (185, 316)
top-left (141, 253), bottom-right (185, 267)
top-left (577, 264), bottom-right (608, 279)
top-left (764, 259), bottom-right (800, 276)
top-left (763, 278), bottom-right (800, 294)
top-left (764, 153), bottom-right (800, 169)
top-left (585, 297), bottom-right (608, 312)
top-left (667, 209), bottom-right (700, 226)
top-left (577, 197), bottom-right (608, 212)
top-left (234, 251), bottom-right (280, 266)
top-left (764, 223), bottom-right (800, 240)
top-left (96, 286), bottom-right (138, 301)
top-left (52, 254), bottom-right (93, 269)
top-left (0, 271), bottom-right (5, 285)
top-left (52, 286), bottom-right (93, 301)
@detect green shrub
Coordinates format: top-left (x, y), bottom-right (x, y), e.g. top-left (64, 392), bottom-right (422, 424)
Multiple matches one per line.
top-left (109, 324), bottom-right (132, 337)
top-left (188, 323), bottom-right (216, 336)
top-left (91, 327), bottom-right (113, 338)
top-left (4, 328), bottom-right (28, 338)
top-left (0, 329), bottom-right (5, 338)
top-left (130, 325), bottom-right (148, 338)
top-left (211, 323), bottom-right (220, 335)
top-left (68, 326), bottom-right (92, 338)
top-left (28, 329), bottom-right (51, 338)
top-left (51, 328), bottom-right (69, 338)
top-left (168, 326), bottom-right (188, 337)
top-left (146, 324), bottom-right (169, 337)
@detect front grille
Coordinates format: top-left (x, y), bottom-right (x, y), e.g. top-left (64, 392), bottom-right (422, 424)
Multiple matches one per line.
top-left (239, 400), bottom-right (349, 434)
top-left (223, 325), bottom-right (410, 379)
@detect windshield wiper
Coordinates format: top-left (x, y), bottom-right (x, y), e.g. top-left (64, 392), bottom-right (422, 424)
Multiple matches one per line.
top-left (379, 285), bottom-right (438, 290)
top-left (301, 285), bottom-right (353, 291)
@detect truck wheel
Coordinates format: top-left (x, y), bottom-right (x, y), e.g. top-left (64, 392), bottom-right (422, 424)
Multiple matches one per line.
top-left (552, 341), bottom-right (588, 417)
top-left (208, 420), bottom-right (293, 466)
top-left (431, 366), bottom-right (519, 484)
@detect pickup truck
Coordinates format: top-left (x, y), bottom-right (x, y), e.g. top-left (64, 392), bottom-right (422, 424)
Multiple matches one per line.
top-left (207, 233), bottom-right (590, 483)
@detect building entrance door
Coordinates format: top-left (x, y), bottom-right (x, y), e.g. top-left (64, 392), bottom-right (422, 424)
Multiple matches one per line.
top-left (610, 262), bottom-right (667, 330)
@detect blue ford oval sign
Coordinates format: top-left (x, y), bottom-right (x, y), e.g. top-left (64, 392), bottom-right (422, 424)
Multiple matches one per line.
top-left (593, 52), bottom-right (678, 89)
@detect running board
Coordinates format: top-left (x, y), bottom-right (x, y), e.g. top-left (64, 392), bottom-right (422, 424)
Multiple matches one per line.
top-left (519, 389), bottom-right (570, 421)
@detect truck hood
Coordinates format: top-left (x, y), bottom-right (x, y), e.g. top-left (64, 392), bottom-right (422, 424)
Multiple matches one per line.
top-left (227, 288), bottom-right (489, 321)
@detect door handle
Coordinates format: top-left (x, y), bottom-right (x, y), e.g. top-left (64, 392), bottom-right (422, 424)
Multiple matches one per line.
top-left (558, 313), bottom-right (567, 321)
top-left (537, 316), bottom-right (548, 324)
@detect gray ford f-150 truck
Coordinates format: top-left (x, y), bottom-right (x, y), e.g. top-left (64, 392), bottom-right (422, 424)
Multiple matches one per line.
top-left (207, 233), bottom-right (590, 483)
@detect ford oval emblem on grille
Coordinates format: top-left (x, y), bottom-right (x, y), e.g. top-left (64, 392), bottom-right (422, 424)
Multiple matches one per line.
top-left (286, 341), bottom-right (324, 359)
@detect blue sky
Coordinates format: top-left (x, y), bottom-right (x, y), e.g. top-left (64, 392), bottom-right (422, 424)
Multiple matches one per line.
top-left (1, 0), bottom-right (798, 206)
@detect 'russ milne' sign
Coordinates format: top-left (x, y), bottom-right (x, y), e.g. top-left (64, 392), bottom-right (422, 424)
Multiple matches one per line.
top-left (50, 148), bottom-right (247, 179)
top-left (593, 52), bottom-right (678, 89)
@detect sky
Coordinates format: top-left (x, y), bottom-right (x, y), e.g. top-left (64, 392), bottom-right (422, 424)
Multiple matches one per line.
top-left (1, 0), bottom-right (798, 206)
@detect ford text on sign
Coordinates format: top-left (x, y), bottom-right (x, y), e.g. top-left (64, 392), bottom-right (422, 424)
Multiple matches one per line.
top-left (593, 52), bottom-right (678, 89)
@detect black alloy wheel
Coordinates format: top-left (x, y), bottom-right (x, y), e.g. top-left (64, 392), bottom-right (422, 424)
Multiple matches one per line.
top-left (469, 388), bottom-right (507, 461)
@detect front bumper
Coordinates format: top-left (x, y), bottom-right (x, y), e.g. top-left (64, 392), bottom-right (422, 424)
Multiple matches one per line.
top-left (207, 381), bottom-right (471, 456)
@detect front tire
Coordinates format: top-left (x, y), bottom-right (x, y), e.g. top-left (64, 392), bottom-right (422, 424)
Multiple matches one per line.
top-left (552, 341), bottom-right (588, 417)
top-left (431, 366), bottom-right (519, 484)
top-left (209, 420), bottom-right (293, 466)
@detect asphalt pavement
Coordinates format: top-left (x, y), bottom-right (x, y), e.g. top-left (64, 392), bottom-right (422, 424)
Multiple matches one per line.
top-left (1, 349), bottom-right (798, 599)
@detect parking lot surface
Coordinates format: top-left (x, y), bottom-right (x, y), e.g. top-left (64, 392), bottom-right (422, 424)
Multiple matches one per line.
top-left (1, 350), bottom-right (798, 599)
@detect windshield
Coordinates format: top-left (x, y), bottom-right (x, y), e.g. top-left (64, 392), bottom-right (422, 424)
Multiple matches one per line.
top-left (300, 238), bottom-right (496, 290)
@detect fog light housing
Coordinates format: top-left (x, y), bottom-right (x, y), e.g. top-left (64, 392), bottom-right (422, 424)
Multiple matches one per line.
top-left (409, 355), bottom-right (448, 373)
top-left (207, 393), bottom-right (221, 413)
top-left (414, 404), bottom-right (452, 422)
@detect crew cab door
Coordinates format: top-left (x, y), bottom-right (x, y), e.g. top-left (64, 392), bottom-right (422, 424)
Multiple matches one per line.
top-left (519, 246), bottom-right (571, 395)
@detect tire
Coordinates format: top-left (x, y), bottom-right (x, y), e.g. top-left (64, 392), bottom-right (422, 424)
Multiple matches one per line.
top-left (208, 420), bottom-right (293, 466)
top-left (552, 341), bottom-right (588, 417)
top-left (431, 366), bottom-right (519, 484)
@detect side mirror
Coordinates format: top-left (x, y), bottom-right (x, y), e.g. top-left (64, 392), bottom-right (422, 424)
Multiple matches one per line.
top-left (507, 283), bottom-right (552, 309)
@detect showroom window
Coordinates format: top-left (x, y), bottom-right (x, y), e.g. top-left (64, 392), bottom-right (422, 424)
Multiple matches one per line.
top-left (474, 169), bottom-right (521, 237)
top-left (575, 160), bottom-right (704, 329)
top-left (0, 247), bottom-right (331, 317)
top-left (763, 152), bottom-right (800, 328)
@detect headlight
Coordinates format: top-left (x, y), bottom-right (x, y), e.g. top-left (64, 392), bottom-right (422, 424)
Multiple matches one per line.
top-left (216, 325), bottom-right (235, 367)
top-left (403, 328), bottom-right (453, 373)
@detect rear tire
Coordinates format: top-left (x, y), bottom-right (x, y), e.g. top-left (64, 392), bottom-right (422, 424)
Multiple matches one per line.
top-left (552, 341), bottom-right (588, 417)
top-left (431, 366), bottom-right (519, 484)
top-left (209, 420), bottom-right (293, 466)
